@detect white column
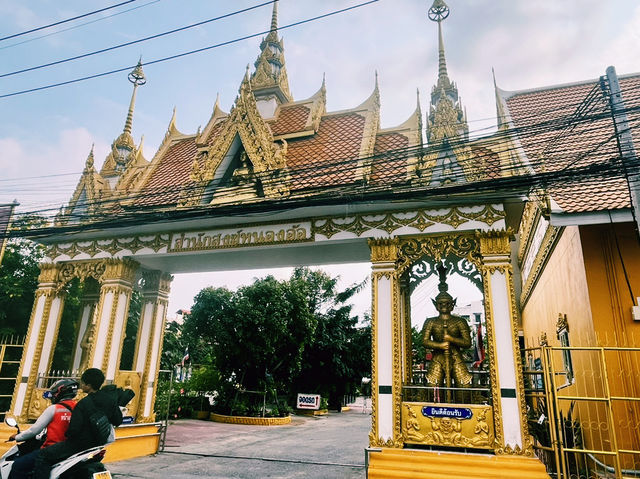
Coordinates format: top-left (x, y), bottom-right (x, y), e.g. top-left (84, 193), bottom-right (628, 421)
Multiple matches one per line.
top-left (369, 239), bottom-right (402, 448)
top-left (135, 271), bottom-right (172, 423)
top-left (10, 264), bottom-right (65, 420)
top-left (90, 260), bottom-right (138, 383)
top-left (479, 231), bottom-right (529, 453)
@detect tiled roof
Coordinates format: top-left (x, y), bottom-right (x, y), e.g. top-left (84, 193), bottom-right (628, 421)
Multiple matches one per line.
top-left (268, 105), bottom-right (310, 136)
top-left (469, 145), bottom-right (501, 180)
top-left (286, 112), bottom-right (366, 190)
top-left (371, 132), bottom-right (410, 184)
top-left (135, 137), bottom-right (199, 206)
top-left (503, 75), bottom-right (640, 213)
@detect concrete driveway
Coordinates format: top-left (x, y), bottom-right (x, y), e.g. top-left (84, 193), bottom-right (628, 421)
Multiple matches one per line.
top-left (109, 408), bottom-right (371, 478)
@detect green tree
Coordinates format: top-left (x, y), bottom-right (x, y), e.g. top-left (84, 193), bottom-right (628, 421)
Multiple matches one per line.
top-left (182, 267), bottom-right (372, 415)
top-left (412, 325), bottom-right (427, 370)
top-left (119, 291), bottom-right (142, 370)
top-left (0, 239), bottom-right (43, 336)
top-left (161, 320), bottom-right (187, 371)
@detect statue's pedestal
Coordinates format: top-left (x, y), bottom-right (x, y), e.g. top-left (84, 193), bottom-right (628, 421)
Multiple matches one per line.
top-left (401, 402), bottom-right (494, 450)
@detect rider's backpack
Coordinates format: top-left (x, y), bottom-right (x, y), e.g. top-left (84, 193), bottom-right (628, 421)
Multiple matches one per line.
top-left (87, 397), bottom-right (112, 445)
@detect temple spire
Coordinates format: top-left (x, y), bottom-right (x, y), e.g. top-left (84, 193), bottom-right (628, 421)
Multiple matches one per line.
top-left (251, 0), bottom-right (292, 106)
top-left (99, 59), bottom-right (146, 177)
top-left (436, 12), bottom-right (450, 89)
top-left (426, 0), bottom-right (468, 143)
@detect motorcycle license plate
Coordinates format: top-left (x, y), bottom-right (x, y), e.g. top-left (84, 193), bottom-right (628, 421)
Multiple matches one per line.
top-left (93, 472), bottom-right (112, 479)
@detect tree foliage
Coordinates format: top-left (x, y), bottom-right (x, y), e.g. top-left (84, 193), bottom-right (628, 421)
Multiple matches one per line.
top-left (181, 267), bottom-right (371, 414)
top-left (0, 239), bottom-right (43, 336)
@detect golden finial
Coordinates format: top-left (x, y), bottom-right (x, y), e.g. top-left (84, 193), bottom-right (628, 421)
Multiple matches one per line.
top-left (428, 0), bottom-right (450, 87)
top-left (271, 0), bottom-right (279, 32)
top-left (123, 58), bottom-right (146, 135)
top-left (85, 144), bottom-right (95, 169)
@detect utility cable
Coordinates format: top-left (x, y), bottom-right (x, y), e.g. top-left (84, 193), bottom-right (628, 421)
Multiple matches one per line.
top-left (0, 1), bottom-right (276, 79)
top-left (0, 0), bottom-right (141, 42)
top-left (0, 0), bottom-right (161, 52)
top-left (0, 0), bottom-right (379, 99)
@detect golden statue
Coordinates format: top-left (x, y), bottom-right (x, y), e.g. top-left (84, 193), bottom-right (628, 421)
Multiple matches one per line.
top-left (78, 319), bottom-right (95, 373)
top-left (421, 263), bottom-right (472, 389)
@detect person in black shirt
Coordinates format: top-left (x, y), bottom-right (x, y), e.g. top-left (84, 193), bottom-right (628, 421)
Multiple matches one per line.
top-left (33, 368), bottom-right (122, 479)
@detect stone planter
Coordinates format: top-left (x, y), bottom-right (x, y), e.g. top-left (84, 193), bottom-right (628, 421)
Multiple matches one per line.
top-left (209, 413), bottom-right (291, 426)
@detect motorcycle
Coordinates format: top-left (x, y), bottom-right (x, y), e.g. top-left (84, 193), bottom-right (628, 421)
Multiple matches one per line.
top-left (0, 417), bottom-right (111, 479)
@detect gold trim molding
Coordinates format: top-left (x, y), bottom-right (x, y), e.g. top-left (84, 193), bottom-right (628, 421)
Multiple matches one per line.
top-left (46, 234), bottom-right (170, 260)
top-left (519, 225), bottom-right (563, 307)
top-left (313, 205), bottom-right (505, 239)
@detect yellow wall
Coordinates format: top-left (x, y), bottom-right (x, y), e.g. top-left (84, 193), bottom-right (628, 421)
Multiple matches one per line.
top-left (580, 223), bottom-right (640, 347)
top-left (521, 223), bottom-right (640, 464)
top-left (521, 226), bottom-right (596, 347)
top-left (580, 223), bottom-right (640, 459)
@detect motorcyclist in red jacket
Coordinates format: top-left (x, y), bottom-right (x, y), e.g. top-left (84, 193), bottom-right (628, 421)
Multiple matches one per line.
top-left (8, 379), bottom-right (78, 479)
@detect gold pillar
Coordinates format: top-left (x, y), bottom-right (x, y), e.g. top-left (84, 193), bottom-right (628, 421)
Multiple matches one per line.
top-left (89, 259), bottom-right (138, 383)
top-left (10, 263), bottom-right (65, 421)
top-left (368, 238), bottom-right (403, 448)
top-left (477, 230), bottom-right (532, 455)
top-left (134, 270), bottom-right (172, 423)
top-left (400, 276), bottom-right (413, 384)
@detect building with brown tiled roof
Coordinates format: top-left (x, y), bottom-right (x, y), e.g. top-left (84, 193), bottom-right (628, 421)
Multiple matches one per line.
top-left (501, 69), bottom-right (640, 473)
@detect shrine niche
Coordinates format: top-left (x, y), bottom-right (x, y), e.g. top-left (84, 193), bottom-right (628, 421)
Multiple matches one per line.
top-left (368, 231), bottom-right (531, 455)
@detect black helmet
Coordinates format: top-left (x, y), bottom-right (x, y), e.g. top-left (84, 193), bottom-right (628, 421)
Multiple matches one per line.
top-left (45, 379), bottom-right (78, 404)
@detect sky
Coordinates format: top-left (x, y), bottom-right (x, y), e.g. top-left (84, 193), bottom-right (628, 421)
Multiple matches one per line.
top-left (0, 0), bottom-right (638, 323)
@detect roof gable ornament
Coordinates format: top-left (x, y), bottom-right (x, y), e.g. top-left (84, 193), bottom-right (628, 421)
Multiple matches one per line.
top-left (56, 145), bottom-right (107, 226)
top-left (179, 71), bottom-right (289, 207)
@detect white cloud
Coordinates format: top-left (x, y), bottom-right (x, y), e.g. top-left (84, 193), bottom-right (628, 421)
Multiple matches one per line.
top-left (0, 128), bottom-right (110, 211)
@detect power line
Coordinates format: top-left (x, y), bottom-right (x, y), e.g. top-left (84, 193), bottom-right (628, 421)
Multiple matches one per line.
top-left (0, 0), bottom-right (162, 52)
top-left (0, 0), bottom-right (141, 42)
top-left (0, 0), bottom-right (379, 99)
top-left (0, 0), bottom-right (276, 79)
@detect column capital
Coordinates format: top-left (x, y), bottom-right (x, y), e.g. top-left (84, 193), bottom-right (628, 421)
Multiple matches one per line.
top-left (476, 229), bottom-right (513, 257)
top-left (141, 270), bottom-right (173, 297)
top-left (369, 238), bottom-right (399, 264)
top-left (102, 258), bottom-right (139, 284)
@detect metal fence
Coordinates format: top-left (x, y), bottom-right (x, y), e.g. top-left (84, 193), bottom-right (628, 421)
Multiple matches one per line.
top-left (523, 344), bottom-right (640, 479)
top-left (0, 335), bottom-right (24, 420)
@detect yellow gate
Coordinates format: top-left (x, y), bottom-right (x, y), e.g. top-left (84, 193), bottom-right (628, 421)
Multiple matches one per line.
top-left (523, 344), bottom-right (640, 479)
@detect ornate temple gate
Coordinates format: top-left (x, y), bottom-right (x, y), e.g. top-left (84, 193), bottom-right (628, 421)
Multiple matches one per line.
top-left (8, 203), bottom-right (528, 438)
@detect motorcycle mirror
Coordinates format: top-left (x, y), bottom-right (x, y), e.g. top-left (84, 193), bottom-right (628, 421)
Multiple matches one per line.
top-left (4, 417), bottom-right (17, 428)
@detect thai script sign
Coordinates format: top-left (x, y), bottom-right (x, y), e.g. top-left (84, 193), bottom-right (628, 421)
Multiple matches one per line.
top-left (296, 393), bottom-right (321, 410)
top-left (169, 222), bottom-right (311, 252)
top-left (421, 406), bottom-right (473, 420)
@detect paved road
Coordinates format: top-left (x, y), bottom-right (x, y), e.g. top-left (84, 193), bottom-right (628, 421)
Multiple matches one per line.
top-left (109, 408), bottom-right (371, 479)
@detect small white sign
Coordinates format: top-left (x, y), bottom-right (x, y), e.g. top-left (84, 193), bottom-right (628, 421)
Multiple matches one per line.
top-left (297, 393), bottom-right (320, 410)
